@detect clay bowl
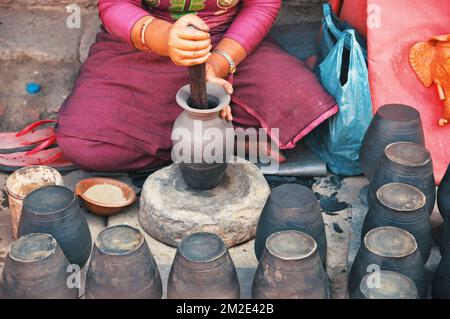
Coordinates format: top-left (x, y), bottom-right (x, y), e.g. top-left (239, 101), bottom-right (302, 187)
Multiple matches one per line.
top-left (75, 177), bottom-right (136, 216)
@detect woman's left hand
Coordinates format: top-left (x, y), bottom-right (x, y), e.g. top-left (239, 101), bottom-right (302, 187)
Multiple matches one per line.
top-left (206, 61), bottom-right (233, 122)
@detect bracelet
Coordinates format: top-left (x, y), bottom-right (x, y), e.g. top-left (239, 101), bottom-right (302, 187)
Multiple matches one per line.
top-left (140, 16), bottom-right (155, 52)
top-left (212, 49), bottom-right (237, 74)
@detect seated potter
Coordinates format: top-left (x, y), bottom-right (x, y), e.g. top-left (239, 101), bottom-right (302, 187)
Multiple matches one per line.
top-left (56, 0), bottom-right (337, 172)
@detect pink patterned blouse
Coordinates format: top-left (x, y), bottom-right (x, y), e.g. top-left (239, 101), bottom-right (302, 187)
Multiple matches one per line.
top-left (98, 0), bottom-right (281, 54)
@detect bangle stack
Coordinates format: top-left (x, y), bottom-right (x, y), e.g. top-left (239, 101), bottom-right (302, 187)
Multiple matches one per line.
top-left (140, 16), bottom-right (155, 52)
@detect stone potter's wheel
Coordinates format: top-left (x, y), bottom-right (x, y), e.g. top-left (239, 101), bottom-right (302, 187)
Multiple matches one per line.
top-left (139, 157), bottom-right (270, 247)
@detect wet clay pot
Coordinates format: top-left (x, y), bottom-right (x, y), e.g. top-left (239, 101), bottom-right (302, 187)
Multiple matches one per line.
top-left (369, 142), bottom-right (435, 216)
top-left (349, 227), bottom-right (426, 299)
top-left (254, 184), bottom-right (327, 265)
top-left (0, 233), bottom-right (78, 299)
top-left (18, 185), bottom-right (92, 267)
top-left (85, 225), bottom-right (162, 299)
top-left (359, 104), bottom-right (425, 180)
top-left (362, 183), bottom-right (432, 262)
top-left (167, 232), bottom-right (240, 299)
top-left (172, 83), bottom-right (234, 190)
top-left (438, 164), bottom-right (450, 219)
top-left (352, 270), bottom-right (419, 299)
top-left (252, 230), bottom-right (329, 299)
top-left (433, 234), bottom-right (450, 298)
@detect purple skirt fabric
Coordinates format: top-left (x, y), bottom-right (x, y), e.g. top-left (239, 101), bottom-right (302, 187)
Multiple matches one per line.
top-left (57, 30), bottom-right (337, 171)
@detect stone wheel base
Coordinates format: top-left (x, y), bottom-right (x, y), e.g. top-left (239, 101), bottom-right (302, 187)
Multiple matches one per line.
top-left (139, 158), bottom-right (270, 247)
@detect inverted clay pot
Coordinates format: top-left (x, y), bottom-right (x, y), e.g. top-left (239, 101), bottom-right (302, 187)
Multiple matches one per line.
top-left (359, 104), bottom-right (425, 181)
top-left (252, 230), bottom-right (329, 299)
top-left (167, 232), bottom-right (240, 299)
top-left (349, 226), bottom-right (426, 299)
top-left (438, 164), bottom-right (450, 219)
top-left (85, 225), bottom-right (162, 299)
top-left (254, 184), bottom-right (327, 265)
top-left (433, 232), bottom-right (450, 299)
top-left (0, 233), bottom-right (78, 299)
top-left (18, 185), bottom-right (92, 267)
top-left (369, 142), bottom-right (435, 216)
top-left (172, 82), bottom-right (234, 190)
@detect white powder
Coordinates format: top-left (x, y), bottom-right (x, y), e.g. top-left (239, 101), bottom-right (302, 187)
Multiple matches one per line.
top-left (84, 184), bottom-right (127, 205)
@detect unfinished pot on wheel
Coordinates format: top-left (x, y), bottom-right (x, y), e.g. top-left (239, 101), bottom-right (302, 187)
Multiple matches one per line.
top-left (252, 230), bottom-right (329, 299)
top-left (359, 104), bottom-right (425, 181)
top-left (349, 226), bottom-right (426, 298)
top-left (362, 183), bottom-right (432, 262)
top-left (352, 270), bottom-right (419, 299)
top-left (172, 83), bottom-right (234, 190)
top-left (0, 233), bottom-right (78, 299)
top-left (85, 225), bottom-right (162, 299)
top-left (369, 142), bottom-right (435, 216)
top-left (167, 232), bottom-right (240, 299)
top-left (254, 184), bottom-right (327, 265)
top-left (18, 185), bottom-right (92, 267)
top-left (438, 164), bottom-right (450, 219)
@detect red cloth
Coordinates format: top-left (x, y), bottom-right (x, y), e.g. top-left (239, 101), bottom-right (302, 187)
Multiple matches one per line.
top-left (57, 31), bottom-right (337, 171)
top-left (367, 0), bottom-right (450, 184)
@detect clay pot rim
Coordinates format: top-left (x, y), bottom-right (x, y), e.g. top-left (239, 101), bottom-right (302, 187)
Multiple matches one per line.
top-left (178, 232), bottom-right (227, 263)
top-left (94, 225), bottom-right (145, 256)
top-left (266, 230), bottom-right (317, 261)
top-left (176, 83), bottom-right (231, 114)
top-left (376, 183), bottom-right (426, 212)
top-left (384, 142), bottom-right (431, 167)
top-left (359, 270), bottom-right (418, 298)
top-left (75, 177), bottom-right (136, 209)
top-left (23, 185), bottom-right (77, 216)
top-left (6, 165), bottom-right (63, 199)
top-left (364, 226), bottom-right (418, 258)
top-left (8, 233), bottom-right (57, 263)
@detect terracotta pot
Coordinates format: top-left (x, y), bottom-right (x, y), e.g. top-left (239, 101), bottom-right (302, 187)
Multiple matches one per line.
top-left (167, 232), bottom-right (240, 299)
top-left (352, 270), bottom-right (418, 299)
top-left (362, 183), bottom-right (432, 261)
top-left (369, 142), bottom-right (435, 216)
top-left (172, 83), bottom-right (234, 190)
top-left (5, 165), bottom-right (63, 239)
top-left (438, 164), bottom-right (450, 219)
top-left (359, 104), bottom-right (425, 180)
top-left (350, 226), bottom-right (426, 298)
top-left (18, 185), bottom-right (92, 267)
top-left (254, 184), bottom-right (327, 265)
top-left (85, 225), bottom-right (162, 299)
top-left (0, 233), bottom-right (78, 299)
top-left (252, 230), bottom-right (329, 299)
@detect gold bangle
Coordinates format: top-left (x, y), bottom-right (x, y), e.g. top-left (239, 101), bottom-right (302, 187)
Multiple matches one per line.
top-left (140, 16), bottom-right (155, 52)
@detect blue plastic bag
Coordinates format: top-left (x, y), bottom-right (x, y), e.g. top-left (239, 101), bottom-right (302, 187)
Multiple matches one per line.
top-left (304, 29), bottom-right (372, 176)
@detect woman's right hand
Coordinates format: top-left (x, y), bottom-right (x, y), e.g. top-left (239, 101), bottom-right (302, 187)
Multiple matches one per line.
top-left (167, 14), bottom-right (212, 67)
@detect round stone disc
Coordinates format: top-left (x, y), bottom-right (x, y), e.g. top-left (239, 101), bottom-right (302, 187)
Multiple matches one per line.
top-left (376, 183), bottom-right (426, 212)
top-left (270, 184), bottom-right (317, 208)
top-left (10, 233), bottom-right (57, 262)
top-left (96, 225), bottom-right (143, 255)
top-left (266, 230), bottom-right (317, 261)
top-left (139, 157), bottom-right (270, 247)
top-left (359, 270), bottom-right (418, 299)
top-left (364, 226), bottom-right (417, 258)
top-left (179, 232), bottom-right (226, 263)
top-left (385, 142), bottom-right (430, 167)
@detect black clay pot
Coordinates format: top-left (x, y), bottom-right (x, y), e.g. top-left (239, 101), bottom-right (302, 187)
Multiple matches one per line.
top-left (18, 185), bottom-right (92, 267)
top-left (369, 142), bottom-right (435, 216)
top-left (252, 231), bottom-right (329, 299)
top-left (0, 233), bottom-right (78, 299)
top-left (179, 163), bottom-right (228, 190)
top-left (362, 183), bottom-right (432, 262)
top-left (438, 164), bottom-right (450, 219)
top-left (351, 270), bottom-right (418, 299)
top-left (360, 104), bottom-right (425, 180)
top-left (85, 225), bottom-right (162, 299)
top-left (254, 184), bottom-right (327, 265)
top-left (433, 235), bottom-right (450, 299)
top-left (167, 232), bottom-right (240, 299)
top-left (349, 227), bottom-right (426, 298)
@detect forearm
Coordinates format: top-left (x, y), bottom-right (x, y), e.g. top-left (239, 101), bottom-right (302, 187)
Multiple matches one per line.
top-left (131, 17), bottom-right (172, 56)
top-left (209, 38), bottom-right (247, 79)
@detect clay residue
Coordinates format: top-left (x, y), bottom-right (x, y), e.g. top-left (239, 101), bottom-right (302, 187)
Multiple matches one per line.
top-left (84, 184), bottom-right (127, 205)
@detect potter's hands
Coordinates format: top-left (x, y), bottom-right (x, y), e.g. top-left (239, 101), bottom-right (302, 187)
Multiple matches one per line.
top-left (205, 61), bottom-right (233, 122)
top-left (168, 15), bottom-right (212, 66)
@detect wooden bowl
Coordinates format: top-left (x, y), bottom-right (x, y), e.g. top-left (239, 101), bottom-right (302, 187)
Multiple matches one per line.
top-left (75, 177), bottom-right (136, 216)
